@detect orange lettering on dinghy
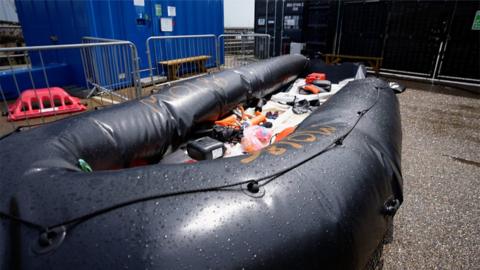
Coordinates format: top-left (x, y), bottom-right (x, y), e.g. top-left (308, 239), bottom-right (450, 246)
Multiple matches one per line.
top-left (240, 125), bottom-right (337, 164)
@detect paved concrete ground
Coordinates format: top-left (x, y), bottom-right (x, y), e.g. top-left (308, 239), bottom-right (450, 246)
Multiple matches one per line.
top-left (382, 80), bottom-right (480, 269)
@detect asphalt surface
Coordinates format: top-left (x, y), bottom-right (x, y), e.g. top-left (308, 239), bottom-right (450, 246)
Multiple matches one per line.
top-left (382, 80), bottom-right (480, 269)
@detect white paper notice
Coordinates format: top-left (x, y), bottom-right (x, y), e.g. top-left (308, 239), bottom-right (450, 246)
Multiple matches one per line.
top-left (286, 19), bottom-right (295, 26)
top-left (133, 0), bottom-right (144, 7)
top-left (161, 18), bottom-right (173, 32)
top-left (167, 6), bottom-right (176, 16)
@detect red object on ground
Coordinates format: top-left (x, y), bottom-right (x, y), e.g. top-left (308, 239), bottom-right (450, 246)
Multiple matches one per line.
top-left (7, 87), bottom-right (87, 121)
top-left (305, 73), bottom-right (326, 84)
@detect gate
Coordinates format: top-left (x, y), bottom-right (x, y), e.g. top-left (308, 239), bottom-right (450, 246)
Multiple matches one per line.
top-left (333, 0), bottom-right (479, 84)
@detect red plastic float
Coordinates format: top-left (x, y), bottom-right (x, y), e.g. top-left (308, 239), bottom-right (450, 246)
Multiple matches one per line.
top-left (305, 72), bottom-right (326, 84)
top-left (7, 87), bottom-right (87, 121)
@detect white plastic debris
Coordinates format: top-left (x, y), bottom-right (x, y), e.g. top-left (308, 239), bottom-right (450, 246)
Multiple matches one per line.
top-left (261, 100), bottom-right (290, 114)
top-left (269, 107), bottom-right (311, 136)
top-left (224, 142), bottom-right (245, 157)
top-left (271, 77), bottom-right (354, 105)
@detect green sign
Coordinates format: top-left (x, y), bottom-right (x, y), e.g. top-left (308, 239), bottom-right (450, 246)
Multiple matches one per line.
top-left (155, 4), bottom-right (162, 17)
top-left (473, 10), bottom-right (480, 30)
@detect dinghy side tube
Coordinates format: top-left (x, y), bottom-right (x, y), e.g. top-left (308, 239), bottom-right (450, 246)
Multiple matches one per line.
top-left (0, 55), bottom-right (307, 172)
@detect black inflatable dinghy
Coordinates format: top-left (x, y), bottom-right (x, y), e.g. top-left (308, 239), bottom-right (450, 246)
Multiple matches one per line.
top-left (0, 55), bottom-right (403, 269)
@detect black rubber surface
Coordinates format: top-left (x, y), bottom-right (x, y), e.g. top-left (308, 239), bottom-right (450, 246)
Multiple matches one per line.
top-left (0, 56), bottom-right (402, 269)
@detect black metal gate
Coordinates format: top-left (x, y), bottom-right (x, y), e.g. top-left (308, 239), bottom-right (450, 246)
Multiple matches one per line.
top-left (336, 0), bottom-right (479, 83)
top-left (436, 1), bottom-right (480, 82)
top-left (254, 0), bottom-right (479, 84)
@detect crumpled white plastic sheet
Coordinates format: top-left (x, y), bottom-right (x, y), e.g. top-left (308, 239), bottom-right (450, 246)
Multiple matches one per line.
top-left (271, 78), bottom-right (354, 105)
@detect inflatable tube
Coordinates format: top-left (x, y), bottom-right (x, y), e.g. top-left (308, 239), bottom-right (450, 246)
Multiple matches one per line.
top-left (0, 55), bottom-right (402, 269)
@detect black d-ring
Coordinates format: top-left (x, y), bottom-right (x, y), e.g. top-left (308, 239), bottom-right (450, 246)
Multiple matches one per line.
top-left (31, 226), bottom-right (67, 255)
top-left (242, 180), bottom-right (265, 198)
top-left (383, 198), bottom-right (400, 216)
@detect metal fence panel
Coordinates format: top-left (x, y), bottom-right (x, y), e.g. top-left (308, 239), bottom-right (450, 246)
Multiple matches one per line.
top-left (217, 34), bottom-right (270, 69)
top-left (436, 2), bottom-right (480, 83)
top-left (0, 41), bottom-right (140, 136)
top-left (327, 0), bottom-right (478, 84)
top-left (145, 35), bottom-right (217, 87)
top-left (81, 37), bottom-right (141, 100)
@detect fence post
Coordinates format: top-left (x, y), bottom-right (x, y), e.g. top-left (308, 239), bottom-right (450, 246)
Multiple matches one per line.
top-left (146, 37), bottom-right (155, 87)
top-left (129, 43), bottom-right (142, 98)
top-left (216, 35), bottom-right (220, 69)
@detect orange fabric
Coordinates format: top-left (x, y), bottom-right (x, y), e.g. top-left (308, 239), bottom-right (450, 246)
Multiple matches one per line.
top-left (303, 84), bottom-right (321, 94)
top-left (249, 114), bottom-right (266, 126)
top-left (275, 127), bottom-right (296, 142)
top-left (214, 114), bottom-right (239, 127)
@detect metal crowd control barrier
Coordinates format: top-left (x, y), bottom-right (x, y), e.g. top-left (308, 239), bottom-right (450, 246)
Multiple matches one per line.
top-left (81, 37), bottom-right (141, 100)
top-left (146, 34), bottom-right (217, 87)
top-left (217, 34), bottom-right (271, 69)
top-left (0, 41), bottom-right (141, 136)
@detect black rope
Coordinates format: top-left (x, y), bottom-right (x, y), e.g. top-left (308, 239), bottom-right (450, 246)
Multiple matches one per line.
top-left (0, 212), bottom-right (46, 231)
top-left (50, 179), bottom-right (253, 230)
top-left (0, 87), bottom-right (381, 234)
top-left (0, 122), bottom-right (44, 141)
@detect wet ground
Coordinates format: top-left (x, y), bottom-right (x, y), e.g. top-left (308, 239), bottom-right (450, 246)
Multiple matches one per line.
top-left (382, 79), bottom-right (480, 269)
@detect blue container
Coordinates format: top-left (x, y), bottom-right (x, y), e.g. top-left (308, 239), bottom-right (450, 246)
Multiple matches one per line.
top-left (0, 63), bottom-right (74, 100)
top-left (9, 0), bottom-right (224, 98)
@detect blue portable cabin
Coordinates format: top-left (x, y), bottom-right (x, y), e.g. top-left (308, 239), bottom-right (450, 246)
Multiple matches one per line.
top-left (2, 0), bottom-right (224, 99)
